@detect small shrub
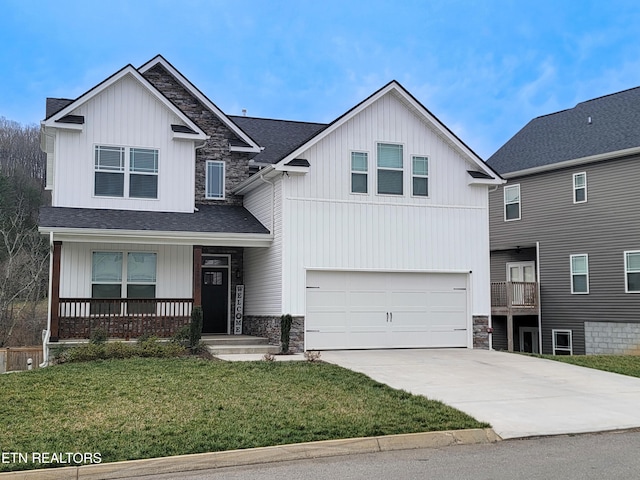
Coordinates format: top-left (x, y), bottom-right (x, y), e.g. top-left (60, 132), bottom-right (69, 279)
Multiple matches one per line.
top-left (58, 343), bottom-right (106, 363)
top-left (138, 337), bottom-right (185, 358)
top-left (171, 325), bottom-right (190, 347)
top-left (280, 314), bottom-right (293, 353)
top-left (136, 332), bottom-right (153, 344)
top-left (104, 342), bottom-right (136, 359)
top-left (304, 350), bottom-right (322, 362)
top-left (90, 328), bottom-right (108, 345)
top-left (190, 306), bottom-right (203, 351)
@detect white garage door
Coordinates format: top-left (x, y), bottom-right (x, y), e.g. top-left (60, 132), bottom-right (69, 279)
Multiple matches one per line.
top-left (306, 271), bottom-right (468, 350)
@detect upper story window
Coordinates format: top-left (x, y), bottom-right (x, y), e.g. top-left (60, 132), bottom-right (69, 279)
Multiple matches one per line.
top-left (625, 251), bottom-right (640, 293)
top-left (570, 254), bottom-right (589, 294)
top-left (573, 172), bottom-right (587, 203)
top-left (412, 156), bottom-right (429, 197)
top-left (377, 143), bottom-right (403, 195)
top-left (504, 184), bottom-right (520, 221)
top-left (94, 145), bottom-right (158, 199)
top-left (351, 152), bottom-right (368, 194)
top-left (206, 160), bottom-right (225, 199)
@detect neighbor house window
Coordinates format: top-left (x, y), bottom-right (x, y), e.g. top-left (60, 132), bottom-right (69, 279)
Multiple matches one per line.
top-left (624, 251), bottom-right (640, 293)
top-left (412, 156), bottom-right (429, 197)
top-left (552, 330), bottom-right (573, 355)
top-left (91, 251), bottom-right (157, 314)
top-left (94, 145), bottom-right (158, 199)
top-left (377, 143), bottom-right (403, 195)
top-left (504, 184), bottom-right (521, 221)
top-left (573, 172), bottom-right (587, 203)
top-left (351, 152), bottom-right (368, 194)
top-left (206, 161), bottom-right (225, 199)
top-left (570, 254), bottom-right (589, 294)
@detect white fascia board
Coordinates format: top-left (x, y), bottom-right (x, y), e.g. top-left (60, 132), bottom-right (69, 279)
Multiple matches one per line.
top-left (274, 165), bottom-right (309, 175)
top-left (42, 65), bottom-right (207, 140)
top-left (39, 227), bottom-right (273, 247)
top-left (230, 145), bottom-right (262, 153)
top-left (468, 177), bottom-right (506, 186)
top-left (139, 56), bottom-right (261, 152)
top-left (502, 146), bottom-right (640, 179)
top-left (232, 165), bottom-right (279, 195)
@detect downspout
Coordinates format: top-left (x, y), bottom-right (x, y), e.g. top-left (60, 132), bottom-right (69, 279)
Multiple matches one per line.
top-left (536, 241), bottom-right (542, 354)
top-left (40, 232), bottom-right (54, 368)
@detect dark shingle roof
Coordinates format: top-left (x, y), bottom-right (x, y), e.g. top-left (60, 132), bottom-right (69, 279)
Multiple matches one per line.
top-left (229, 116), bottom-right (327, 164)
top-left (488, 86), bottom-right (640, 175)
top-left (46, 98), bottom-right (74, 119)
top-left (39, 205), bottom-right (269, 235)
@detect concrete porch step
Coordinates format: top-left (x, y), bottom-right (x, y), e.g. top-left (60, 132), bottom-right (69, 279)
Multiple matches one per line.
top-left (207, 344), bottom-right (280, 355)
top-left (200, 335), bottom-right (271, 346)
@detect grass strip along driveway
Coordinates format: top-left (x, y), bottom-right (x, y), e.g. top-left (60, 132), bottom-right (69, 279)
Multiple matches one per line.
top-left (542, 354), bottom-right (640, 378)
top-left (0, 357), bottom-right (487, 472)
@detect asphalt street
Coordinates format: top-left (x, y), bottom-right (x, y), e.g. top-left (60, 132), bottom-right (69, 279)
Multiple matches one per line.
top-left (125, 429), bottom-right (640, 480)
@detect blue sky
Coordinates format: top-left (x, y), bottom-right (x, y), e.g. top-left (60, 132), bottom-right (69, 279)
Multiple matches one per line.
top-left (2, 0), bottom-right (640, 158)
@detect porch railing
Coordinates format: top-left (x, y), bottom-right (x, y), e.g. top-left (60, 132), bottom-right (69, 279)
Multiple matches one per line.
top-left (491, 282), bottom-right (538, 309)
top-left (55, 298), bottom-right (193, 340)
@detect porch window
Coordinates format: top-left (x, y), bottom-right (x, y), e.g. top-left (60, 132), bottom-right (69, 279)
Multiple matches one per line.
top-left (206, 161), bottom-right (225, 199)
top-left (377, 143), bottom-right (403, 195)
top-left (552, 329), bottom-right (573, 355)
top-left (570, 254), bottom-right (589, 294)
top-left (91, 251), bottom-right (157, 314)
top-left (625, 251), bottom-right (640, 293)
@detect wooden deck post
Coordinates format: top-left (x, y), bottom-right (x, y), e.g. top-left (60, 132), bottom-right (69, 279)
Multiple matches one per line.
top-left (193, 246), bottom-right (202, 307)
top-left (50, 241), bottom-right (62, 342)
top-left (506, 281), bottom-right (514, 352)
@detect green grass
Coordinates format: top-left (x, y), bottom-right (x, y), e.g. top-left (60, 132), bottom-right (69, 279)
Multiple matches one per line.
top-left (0, 357), bottom-right (487, 471)
top-left (539, 354), bottom-right (640, 378)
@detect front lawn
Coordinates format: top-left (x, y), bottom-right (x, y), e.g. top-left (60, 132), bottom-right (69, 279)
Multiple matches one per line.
top-left (541, 354), bottom-right (640, 378)
top-left (0, 357), bottom-right (487, 471)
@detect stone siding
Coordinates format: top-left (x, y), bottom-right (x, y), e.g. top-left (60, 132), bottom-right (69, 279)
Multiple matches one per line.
top-left (142, 65), bottom-right (253, 206)
top-left (243, 315), bottom-right (304, 353)
top-left (473, 315), bottom-right (490, 350)
top-left (585, 321), bottom-right (640, 355)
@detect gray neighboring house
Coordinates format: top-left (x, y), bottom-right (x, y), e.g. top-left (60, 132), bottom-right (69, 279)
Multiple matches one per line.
top-left (487, 86), bottom-right (640, 355)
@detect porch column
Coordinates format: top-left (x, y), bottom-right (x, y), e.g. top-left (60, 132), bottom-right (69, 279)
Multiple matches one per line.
top-left (506, 281), bottom-right (514, 352)
top-left (50, 241), bottom-right (62, 342)
top-left (193, 246), bottom-right (202, 307)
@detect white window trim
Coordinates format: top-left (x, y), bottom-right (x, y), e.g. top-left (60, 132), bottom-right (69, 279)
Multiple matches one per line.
top-left (93, 144), bottom-right (159, 200)
top-left (552, 329), bottom-right (573, 355)
top-left (376, 142), bottom-right (404, 197)
top-left (570, 254), bottom-right (589, 294)
top-left (411, 155), bottom-right (429, 198)
top-left (205, 160), bottom-right (226, 200)
top-left (573, 172), bottom-right (587, 204)
top-left (624, 250), bottom-right (640, 293)
top-left (350, 151), bottom-right (369, 195)
top-left (504, 184), bottom-right (521, 221)
top-left (91, 250), bottom-right (158, 298)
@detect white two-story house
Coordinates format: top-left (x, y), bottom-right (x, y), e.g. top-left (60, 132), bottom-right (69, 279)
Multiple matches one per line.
top-left (39, 55), bottom-right (502, 352)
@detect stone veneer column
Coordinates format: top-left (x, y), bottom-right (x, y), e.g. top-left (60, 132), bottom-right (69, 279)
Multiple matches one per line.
top-left (473, 315), bottom-right (490, 349)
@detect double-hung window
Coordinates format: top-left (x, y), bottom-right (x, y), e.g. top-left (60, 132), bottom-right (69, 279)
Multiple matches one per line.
top-left (351, 152), bottom-right (368, 194)
top-left (573, 172), bottom-right (587, 203)
top-left (91, 251), bottom-right (157, 314)
top-left (377, 143), bottom-right (403, 195)
top-left (625, 251), bottom-right (640, 293)
top-left (570, 254), bottom-right (589, 294)
top-left (504, 184), bottom-right (521, 221)
top-left (206, 160), bottom-right (225, 199)
top-left (94, 145), bottom-right (158, 199)
top-left (412, 156), bottom-right (429, 197)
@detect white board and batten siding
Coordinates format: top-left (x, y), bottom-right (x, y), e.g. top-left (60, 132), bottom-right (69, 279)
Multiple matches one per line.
top-left (59, 242), bottom-right (192, 299)
top-left (243, 178), bottom-right (283, 316)
top-left (278, 91), bottom-right (491, 348)
top-left (52, 74), bottom-right (196, 213)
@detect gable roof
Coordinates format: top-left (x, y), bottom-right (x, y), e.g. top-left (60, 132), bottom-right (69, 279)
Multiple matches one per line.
top-left (229, 116), bottom-right (327, 165)
top-left (138, 55), bottom-right (262, 153)
top-left (234, 80), bottom-right (502, 193)
top-left (41, 65), bottom-right (208, 139)
top-left (488, 86), bottom-right (640, 176)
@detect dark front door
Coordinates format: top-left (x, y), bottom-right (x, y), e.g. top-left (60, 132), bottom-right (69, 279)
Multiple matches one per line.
top-left (202, 268), bottom-right (229, 333)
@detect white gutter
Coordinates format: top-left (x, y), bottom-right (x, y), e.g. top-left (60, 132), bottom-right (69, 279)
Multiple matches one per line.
top-left (40, 232), bottom-right (53, 367)
top-left (502, 146), bottom-right (640, 179)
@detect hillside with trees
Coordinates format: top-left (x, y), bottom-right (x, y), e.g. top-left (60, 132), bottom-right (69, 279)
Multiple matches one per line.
top-left (0, 117), bottom-right (49, 347)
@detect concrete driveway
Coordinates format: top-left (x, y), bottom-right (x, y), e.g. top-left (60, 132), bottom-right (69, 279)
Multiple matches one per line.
top-left (321, 349), bottom-right (640, 439)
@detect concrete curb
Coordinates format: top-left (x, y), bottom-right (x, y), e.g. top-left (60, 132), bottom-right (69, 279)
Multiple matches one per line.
top-left (0, 428), bottom-right (500, 479)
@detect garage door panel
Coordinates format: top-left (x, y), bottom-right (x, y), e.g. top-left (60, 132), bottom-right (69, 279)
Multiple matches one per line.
top-left (306, 271), bottom-right (469, 350)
